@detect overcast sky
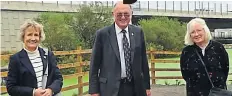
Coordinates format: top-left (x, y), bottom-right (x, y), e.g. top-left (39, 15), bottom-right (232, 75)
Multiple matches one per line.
top-left (24, 1), bottom-right (232, 13)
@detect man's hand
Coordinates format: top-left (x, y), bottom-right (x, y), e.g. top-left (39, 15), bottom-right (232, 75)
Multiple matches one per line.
top-left (91, 93), bottom-right (100, 96)
top-left (34, 88), bottom-right (45, 96)
top-left (146, 89), bottom-right (151, 96)
top-left (41, 88), bottom-right (53, 96)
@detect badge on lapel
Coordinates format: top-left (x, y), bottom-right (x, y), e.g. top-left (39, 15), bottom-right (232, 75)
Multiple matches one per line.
top-left (43, 55), bottom-right (47, 60)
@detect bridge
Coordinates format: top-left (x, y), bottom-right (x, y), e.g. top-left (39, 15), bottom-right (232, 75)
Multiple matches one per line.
top-left (1, 1), bottom-right (232, 51)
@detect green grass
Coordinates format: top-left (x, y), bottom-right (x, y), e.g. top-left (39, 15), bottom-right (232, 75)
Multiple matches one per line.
top-left (61, 75), bottom-right (89, 96)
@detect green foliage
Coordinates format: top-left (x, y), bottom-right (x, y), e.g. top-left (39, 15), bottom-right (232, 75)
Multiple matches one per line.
top-left (35, 13), bottom-right (79, 51)
top-left (1, 51), bottom-right (16, 55)
top-left (34, 4), bottom-right (113, 74)
top-left (164, 80), bottom-right (170, 85)
top-left (35, 4), bottom-right (113, 50)
top-left (56, 55), bottom-right (76, 75)
top-left (71, 4), bottom-right (113, 49)
top-left (1, 60), bottom-right (9, 67)
top-left (175, 80), bottom-right (181, 85)
top-left (60, 68), bottom-right (76, 75)
top-left (83, 65), bottom-right (90, 72)
top-left (57, 55), bottom-right (76, 64)
top-left (139, 17), bottom-right (186, 51)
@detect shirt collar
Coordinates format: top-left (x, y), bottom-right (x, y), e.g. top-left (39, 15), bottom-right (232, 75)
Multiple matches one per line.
top-left (115, 23), bottom-right (129, 34)
top-left (23, 45), bottom-right (39, 54)
top-left (194, 40), bottom-right (211, 50)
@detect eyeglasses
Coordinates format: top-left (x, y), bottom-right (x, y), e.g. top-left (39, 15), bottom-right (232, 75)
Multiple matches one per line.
top-left (190, 28), bottom-right (204, 35)
top-left (116, 13), bottom-right (130, 18)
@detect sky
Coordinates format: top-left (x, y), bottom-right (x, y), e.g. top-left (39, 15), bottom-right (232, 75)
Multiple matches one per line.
top-left (8, 1), bottom-right (232, 13)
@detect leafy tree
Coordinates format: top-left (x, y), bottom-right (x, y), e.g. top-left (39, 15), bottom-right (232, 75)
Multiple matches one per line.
top-left (34, 4), bottom-right (113, 75)
top-left (35, 13), bottom-right (80, 51)
top-left (139, 17), bottom-right (186, 51)
top-left (35, 3), bottom-right (113, 50)
top-left (71, 3), bottom-right (113, 49)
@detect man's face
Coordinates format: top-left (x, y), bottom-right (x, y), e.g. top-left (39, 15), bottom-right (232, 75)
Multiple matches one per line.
top-left (113, 3), bottom-right (132, 29)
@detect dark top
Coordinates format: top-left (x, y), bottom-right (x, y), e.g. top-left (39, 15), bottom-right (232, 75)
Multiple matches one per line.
top-left (6, 47), bottom-right (63, 96)
top-left (180, 40), bottom-right (229, 96)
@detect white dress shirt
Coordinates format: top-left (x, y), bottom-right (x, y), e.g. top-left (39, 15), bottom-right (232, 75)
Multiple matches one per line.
top-left (115, 23), bottom-right (130, 78)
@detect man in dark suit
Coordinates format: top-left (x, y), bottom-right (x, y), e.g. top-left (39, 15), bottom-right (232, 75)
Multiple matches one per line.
top-left (89, 1), bottom-right (151, 96)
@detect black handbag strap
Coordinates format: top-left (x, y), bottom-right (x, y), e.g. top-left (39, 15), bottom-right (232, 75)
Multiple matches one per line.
top-left (194, 49), bottom-right (215, 88)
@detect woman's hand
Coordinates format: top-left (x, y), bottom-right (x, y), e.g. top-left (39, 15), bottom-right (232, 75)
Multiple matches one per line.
top-left (34, 88), bottom-right (45, 96)
top-left (41, 88), bottom-right (53, 96)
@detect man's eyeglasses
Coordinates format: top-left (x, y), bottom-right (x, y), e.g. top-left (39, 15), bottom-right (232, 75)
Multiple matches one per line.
top-left (116, 13), bottom-right (130, 18)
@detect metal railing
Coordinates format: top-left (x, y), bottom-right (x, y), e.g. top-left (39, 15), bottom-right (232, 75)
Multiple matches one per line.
top-left (2, 1), bottom-right (232, 16)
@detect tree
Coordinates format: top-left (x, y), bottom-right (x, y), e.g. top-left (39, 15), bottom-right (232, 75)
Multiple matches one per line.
top-left (35, 13), bottom-right (79, 51)
top-left (139, 17), bottom-right (186, 51)
top-left (71, 3), bottom-right (113, 49)
top-left (35, 3), bottom-right (113, 50)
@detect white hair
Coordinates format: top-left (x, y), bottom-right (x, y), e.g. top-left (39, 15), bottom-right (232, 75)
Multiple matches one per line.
top-left (19, 19), bottom-right (45, 42)
top-left (184, 18), bottom-right (212, 45)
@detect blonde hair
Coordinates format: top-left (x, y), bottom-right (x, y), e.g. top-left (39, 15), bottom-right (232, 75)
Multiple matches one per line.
top-left (19, 19), bottom-right (45, 42)
top-left (184, 18), bottom-right (212, 45)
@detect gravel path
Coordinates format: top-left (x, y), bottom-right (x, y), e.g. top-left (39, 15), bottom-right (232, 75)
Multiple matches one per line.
top-left (150, 85), bottom-right (186, 96)
top-left (84, 84), bottom-right (232, 96)
top-left (150, 84), bottom-right (232, 96)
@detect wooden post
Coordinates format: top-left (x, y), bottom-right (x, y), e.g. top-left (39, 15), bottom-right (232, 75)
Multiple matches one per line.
top-left (150, 47), bottom-right (156, 84)
top-left (77, 46), bottom-right (83, 95)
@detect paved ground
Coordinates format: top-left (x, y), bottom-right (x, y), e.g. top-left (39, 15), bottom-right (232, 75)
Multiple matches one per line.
top-left (150, 84), bottom-right (232, 96)
top-left (84, 85), bottom-right (186, 96)
top-left (150, 85), bottom-right (186, 96)
top-left (84, 84), bottom-right (232, 96)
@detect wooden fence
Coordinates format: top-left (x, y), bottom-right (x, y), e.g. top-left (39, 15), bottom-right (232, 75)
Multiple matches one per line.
top-left (0, 46), bottom-right (231, 95)
top-left (148, 47), bottom-right (182, 84)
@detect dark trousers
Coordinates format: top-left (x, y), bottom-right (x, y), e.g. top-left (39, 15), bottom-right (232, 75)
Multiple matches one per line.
top-left (118, 78), bottom-right (135, 96)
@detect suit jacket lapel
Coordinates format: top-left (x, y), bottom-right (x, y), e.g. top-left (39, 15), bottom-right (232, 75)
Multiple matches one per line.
top-left (108, 24), bottom-right (121, 62)
top-left (38, 47), bottom-right (47, 75)
top-left (128, 25), bottom-right (135, 64)
top-left (19, 47), bottom-right (47, 77)
top-left (19, 49), bottom-right (36, 77)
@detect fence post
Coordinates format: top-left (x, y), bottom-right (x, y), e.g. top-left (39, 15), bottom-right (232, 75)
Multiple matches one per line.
top-left (77, 46), bottom-right (83, 95)
top-left (150, 47), bottom-right (156, 84)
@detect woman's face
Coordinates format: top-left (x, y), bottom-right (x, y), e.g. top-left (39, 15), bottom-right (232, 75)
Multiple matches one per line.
top-left (23, 26), bottom-right (41, 51)
top-left (190, 23), bottom-right (206, 45)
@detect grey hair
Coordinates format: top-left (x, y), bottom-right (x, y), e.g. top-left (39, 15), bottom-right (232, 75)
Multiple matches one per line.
top-left (19, 19), bottom-right (45, 42)
top-left (112, 1), bottom-right (133, 13)
top-left (184, 18), bottom-right (212, 45)
top-left (113, 2), bottom-right (132, 9)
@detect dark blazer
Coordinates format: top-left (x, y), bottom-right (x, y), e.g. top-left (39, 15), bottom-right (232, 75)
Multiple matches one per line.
top-left (180, 40), bottom-right (229, 96)
top-left (89, 24), bottom-right (151, 96)
top-left (6, 47), bottom-right (63, 96)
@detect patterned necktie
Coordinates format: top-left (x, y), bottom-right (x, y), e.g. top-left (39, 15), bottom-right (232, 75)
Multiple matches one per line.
top-left (121, 29), bottom-right (132, 81)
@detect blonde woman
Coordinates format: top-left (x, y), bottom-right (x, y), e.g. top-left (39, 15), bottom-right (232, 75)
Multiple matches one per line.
top-left (6, 20), bottom-right (63, 96)
top-left (180, 18), bottom-right (229, 96)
